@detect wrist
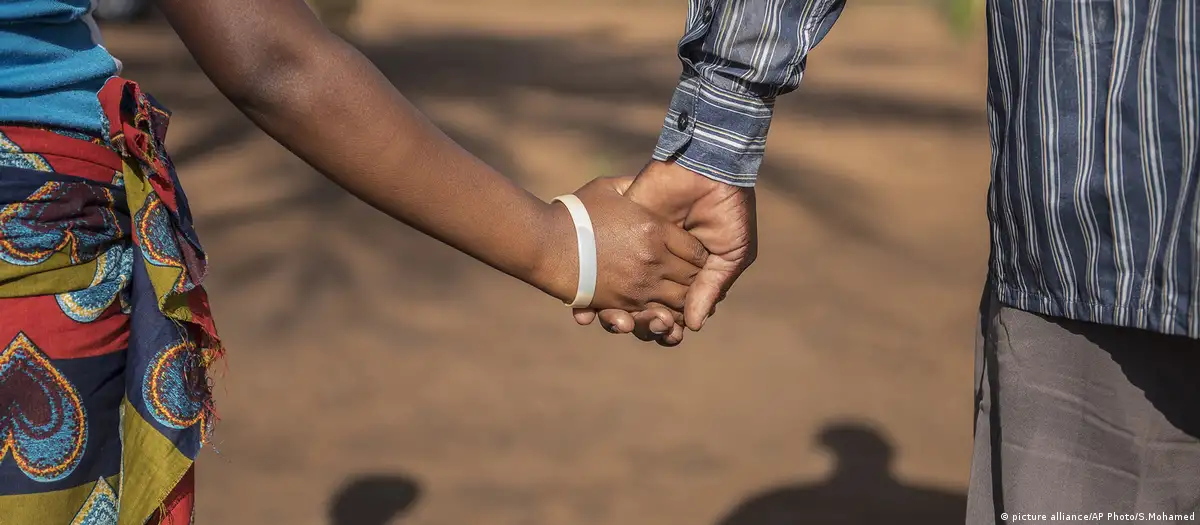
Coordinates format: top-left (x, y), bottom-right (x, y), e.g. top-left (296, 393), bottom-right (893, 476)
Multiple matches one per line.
top-left (529, 201), bottom-right (579, 304)
top-left (632, 160), bottom-right (732, 221)
top-left (644, 159), bottom-right (727, 191)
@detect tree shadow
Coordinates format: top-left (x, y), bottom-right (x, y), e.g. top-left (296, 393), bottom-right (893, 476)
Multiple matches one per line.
top-left (103, 23), bottom-right (983, 337)
top-left (715, 421), bottom-right (965, 525)
top-left (328, 474), bottom-right (421, 525)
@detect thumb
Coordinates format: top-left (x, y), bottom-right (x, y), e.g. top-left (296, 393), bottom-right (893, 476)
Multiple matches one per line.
top-left (623, 172), bottom-right (652, 203)
top-left (683, 269), bottom-right (731, 331)
top-left (574, 175), bottom-right (635, 200)
top-left (607, 175), bottom-right (636, 196)
top-left (622, 168), bottom-right (685, 223)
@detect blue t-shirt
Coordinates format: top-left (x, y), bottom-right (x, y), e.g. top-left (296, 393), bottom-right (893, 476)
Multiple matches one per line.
top-left (0, 0), bottom-right (121, 136)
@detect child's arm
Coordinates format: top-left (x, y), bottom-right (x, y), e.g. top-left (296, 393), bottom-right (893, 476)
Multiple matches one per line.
top-left (153, 0), bottom-right (707, 311)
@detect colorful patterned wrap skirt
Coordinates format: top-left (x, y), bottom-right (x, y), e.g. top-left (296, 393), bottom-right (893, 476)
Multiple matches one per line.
top-left (0, 77), bottom-right (223, 524)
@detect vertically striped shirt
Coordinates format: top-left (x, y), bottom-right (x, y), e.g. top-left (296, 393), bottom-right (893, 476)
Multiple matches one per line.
top-left (654, 0), bottom-right (1200, 339)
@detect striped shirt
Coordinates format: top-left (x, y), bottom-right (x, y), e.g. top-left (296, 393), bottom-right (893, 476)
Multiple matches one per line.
top-left (653, 0), bottom-right (1200, 339)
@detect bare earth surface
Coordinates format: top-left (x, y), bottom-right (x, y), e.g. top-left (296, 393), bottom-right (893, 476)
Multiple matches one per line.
top-left (101, 1), bottom-right (991, 523)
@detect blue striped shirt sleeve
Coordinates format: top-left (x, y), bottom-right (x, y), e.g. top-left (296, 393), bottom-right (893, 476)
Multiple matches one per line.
top-left (653, 0), bottom-right (846, 186)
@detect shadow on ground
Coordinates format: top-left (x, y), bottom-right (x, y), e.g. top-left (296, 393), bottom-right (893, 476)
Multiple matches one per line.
top-left (715, 421), bottom-right (966, 525)
top-left (108, 26), bottom-right (983, 339)
top-left (324, 422), bottom-right (967, 524)
top-left (328, 474), bottom-right (421, 525)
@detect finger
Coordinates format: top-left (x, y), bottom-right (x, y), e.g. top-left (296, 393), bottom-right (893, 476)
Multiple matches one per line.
top-left (662, 253), bottom-right (702, 286)
top-left (698, 291), bottom-right (724, 323)
top-left (656, 323), bottom-right (685, 347)
top-left (625, 306), bottom-right (678, 342)
top-left (599, 316), bottom-right (626, 334)
top-left (597, 309), bottom-right (636, 333)
top-left (573, 308), bottom-right (597, 325)
top-left (683, 271), bottom-right (731, 331)
top-left (661, 224), bottom-right (708, 268)
top-left (649, 316), bottom-right (674, 335)
top-left (633, 306), bottom-right (677, 336)
top-left (631, 321), bottom-right (659, 342)
top-left (652, 280), bottom-right (690, 312)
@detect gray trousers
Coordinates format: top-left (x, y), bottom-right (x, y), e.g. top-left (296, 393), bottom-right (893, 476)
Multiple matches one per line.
top-left (967, 288), bottom-right (1200, 523)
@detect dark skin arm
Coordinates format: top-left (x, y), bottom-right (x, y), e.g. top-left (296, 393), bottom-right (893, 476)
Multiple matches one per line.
top-left (153, 0), bottom-right (708, 311)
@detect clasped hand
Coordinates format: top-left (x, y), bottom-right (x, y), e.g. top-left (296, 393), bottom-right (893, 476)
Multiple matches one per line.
top-left (559, 160), bottom-right (757, 346)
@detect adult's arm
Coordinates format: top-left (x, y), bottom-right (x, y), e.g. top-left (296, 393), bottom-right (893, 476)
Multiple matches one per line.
top-left (582, 0), bottom-right (847, 341)
top-left (653, 0), bottom-right (846, 186)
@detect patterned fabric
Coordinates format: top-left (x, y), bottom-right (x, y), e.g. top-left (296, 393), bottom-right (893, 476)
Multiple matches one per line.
top-left (656, 0), bottom-right (1200, 339)
top-left (0, 77), bottom-right (219, 524)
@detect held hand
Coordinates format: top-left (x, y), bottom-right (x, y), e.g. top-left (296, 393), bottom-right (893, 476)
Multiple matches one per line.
top-left (573, 161), bottom-right (757, 345)
top-left (534, 176), bottom-right (709, 312)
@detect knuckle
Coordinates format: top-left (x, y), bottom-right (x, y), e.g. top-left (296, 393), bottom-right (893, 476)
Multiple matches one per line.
top-left (633, 277), bottom-right (653, 299)
top-left (636, 247), bottom-right (657, 265)
top-left (641, 270), bottom-right (657, 286)
top-left (633, 287), bottom-right (655, 307)
top-left (633, 220), bottom-right (657, 238)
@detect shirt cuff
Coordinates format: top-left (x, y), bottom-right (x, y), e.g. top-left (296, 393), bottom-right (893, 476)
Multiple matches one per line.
top-left (652, 74), bottom-right (776, 187)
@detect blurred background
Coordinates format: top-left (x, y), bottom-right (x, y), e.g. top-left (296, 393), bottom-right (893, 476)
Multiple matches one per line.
top-left (97, 0), bottom-right (991, 523)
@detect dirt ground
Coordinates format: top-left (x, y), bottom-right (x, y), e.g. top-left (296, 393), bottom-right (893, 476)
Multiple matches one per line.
top-left (100, 1), bottom-right (992, 523)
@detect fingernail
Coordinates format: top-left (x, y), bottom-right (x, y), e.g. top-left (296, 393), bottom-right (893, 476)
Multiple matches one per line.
top-left (651, 326), bottom-right (668, 335)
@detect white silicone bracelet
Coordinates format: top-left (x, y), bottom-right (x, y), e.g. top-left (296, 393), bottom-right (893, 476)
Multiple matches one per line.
top-left (551, 194), bottom-right (597, 308)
